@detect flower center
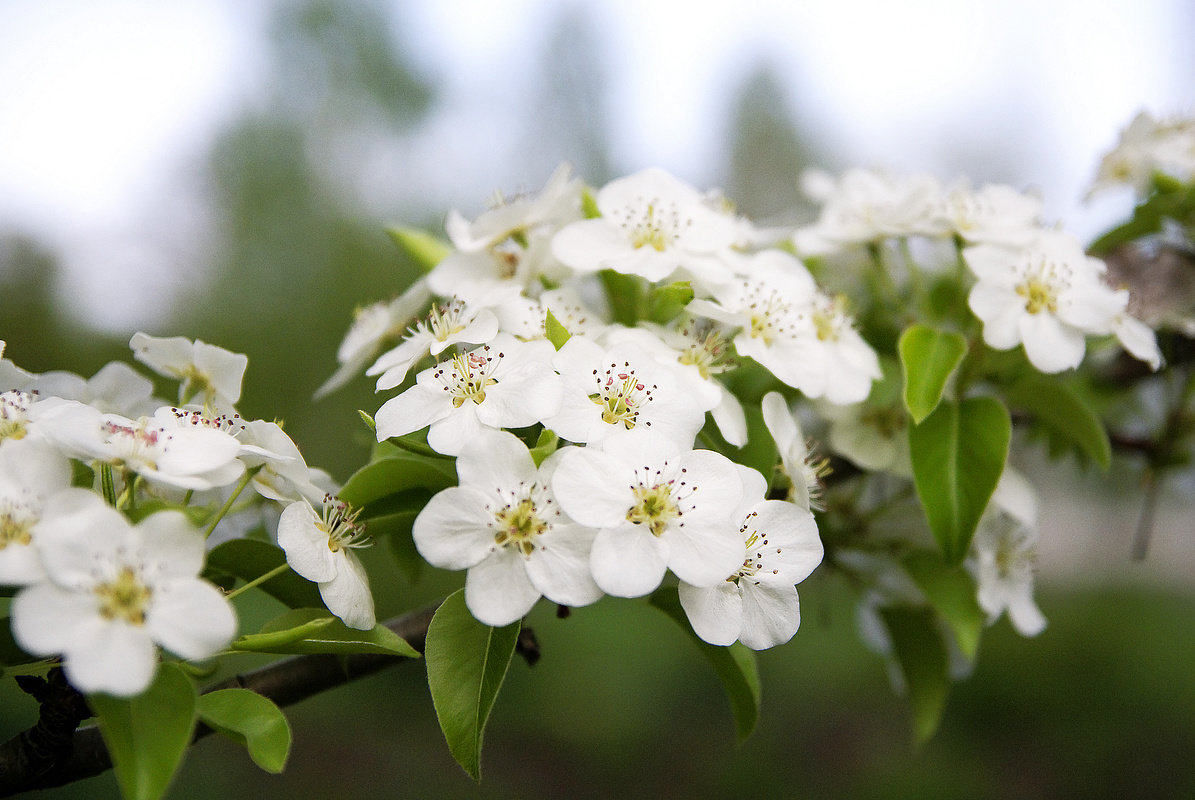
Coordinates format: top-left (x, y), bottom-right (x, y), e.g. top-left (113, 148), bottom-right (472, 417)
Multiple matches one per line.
top-left (318, 495), bottom-right (370, 553)
top-left (0, 391), bottom-right (31, 442)
top-left (103, 418), bottom-right (169, 469)
top-left (1016, 278), bottom-right (1058, 315)
top-left (743, 284), bottom-right (794, 345)
top-left (675, 320), bottom-right (735, 380)
top-left (434, 346), bottom-right (502, 408)
top-left (1013, 253), bottom-right (1071, 316)
top-left (625, 466), bottom-right (689, 537)
top-left (617, 199), bottom-right (687, 252)
top-left (94, 566), bottom-right (153, 626)
top-left (490, 487), bottom-right (553, 557)
top-left (589, 361), bottom-right (654, 429)
top-left (810, 294), bottom-right (850, 342)
top-left (729, 517), bottom-right (783, 585)
top-left (418, 299), bottom-right (471, 343)
top-left (0, 502), bottom-right (33, 550)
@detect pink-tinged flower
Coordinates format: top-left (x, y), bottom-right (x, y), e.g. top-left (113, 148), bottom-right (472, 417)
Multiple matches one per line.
top-left (12, 496), bottom-right (236, 696)
top-left (965, 233), bottom-right (1128, 373)
top-left (543, 336), bottom-right (705, 449)
top-left (551, 432), bottom-right (744, 597)
top-left (551, 167), bottom-right (738, 285)
top-left (129, 332), bottom-right (248, 409)
top-left (374, 335), bottom-right (562, 456)
top-left (678, 466), bottom-right (823, 650)
top-left (413, 430), bottom-right (601, 626)
top-left (277, 497), bottom-right (375, 630)
top-left (366, 297), bottom-right (499, 391)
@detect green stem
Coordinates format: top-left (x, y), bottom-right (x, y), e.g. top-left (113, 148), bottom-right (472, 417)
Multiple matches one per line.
top-left (99, 463), bottom-right (117, 507)
top-left (203, 466), bottom-right (261, 539)
top-left (225, 563), bottom-right (291, 601)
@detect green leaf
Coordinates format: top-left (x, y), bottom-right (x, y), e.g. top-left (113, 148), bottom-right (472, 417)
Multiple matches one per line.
top-left (581, 187), bottom-right (601, 219)
top-left (544, 308), bottom-right (572, 350)
top-left (902, 551), bottom-right (985, 661)
top-left (899, 324), bottom-right (967, 424)
top-left (527, 427), bottom-right (559, 468)
top-left (599, 269), bottom-right (647, 326)
top-left (90, 663), bottom-right (197, 800)
top-left (646, 281), bottom-right (694, 324)
top-left (231, 608), bottom-right (420, 657)
top-left (698, 404), bottom-right (778, 492)
top-left (0, 616), bottom-right (35, 666)
top-left (909, 396), bottom-right (1010, 564)
top-left (338, 452), bottom-right (457, 515)
top-left (649, 586), bottom-right (761, 741)
top-left (385, 226), bottom-right (450, 272)
top-left (365, 510), bottom-right (424, 585)
top-left (358, 409), bottom-right (377, 434)
top-left (196, 689), bottom-right (292, 774)
top-left (879, 606), bottom-right (950, 744)
top-left (1005, 376), bottom-right (1111, 470)
top-left (425, 590), bottom-right (520, 782)
top-left (204, 539), bottom-right (322, 609)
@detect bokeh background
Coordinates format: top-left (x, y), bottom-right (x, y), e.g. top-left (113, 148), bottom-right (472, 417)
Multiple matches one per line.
top-left (2, 1), bottom-right (1194, 797)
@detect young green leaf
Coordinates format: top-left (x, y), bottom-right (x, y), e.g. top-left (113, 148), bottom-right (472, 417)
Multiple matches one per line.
top-left (1005, 376), bottom-right (1111, 470)
top-left (599, 269), bottom-right (647, 326)
top-left (204, 539), bottom-right (323, 609)
top-left (527, 427), bottom-right (560, 468)
top-left (385, 226), bottom-right (450, 272)
top-left (899, 324), bottom-right (967, 424)
top-left (879, 606), bottom-right (950, 745)
top-left (425, 590), bottom-right (520, 782)
top-left (909, 396), bottom-right (1010, 564)
top-left (544, 308), bottom-right (572, 350)
top-left (338, 452), bottom-right (458, 513)
top-left (230, 608), bottom-right (420, 657)
top-left (902, 550), bottom-right (986, 661)
top-left (649, 586), bottom-right (762, 742)
top-left (90, 663), bottom-right (197, 800)
top-left (646, 281), bottom-right (695, 324)
top-left (197, 689), bottom-right (292, 774)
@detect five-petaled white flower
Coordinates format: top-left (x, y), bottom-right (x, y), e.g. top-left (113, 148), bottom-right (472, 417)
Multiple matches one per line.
top-left (551, 432), bottom-right (744, 597)
top-left (12, 493), bottom-right (237, 696)
top-left (970, 469), bottom-right (1047, 637)
top-left (413, 430), bottom-right (602, 626)
top-left (678, 466), bottom-right (824, 649)
top-left (130, 332), bottom-right (248, 409)
top-left (374, 335), bottom-right (562, 456)
top-left (277, 496), bottom-right (376, 631)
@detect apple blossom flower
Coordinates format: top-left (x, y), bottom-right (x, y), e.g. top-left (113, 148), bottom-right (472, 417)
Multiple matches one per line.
top-left (374, 335), bottom-right (562, 456)
top-left (543, 336), bottom-right (705, 448)
top-left (551, 432), bottom-right (744, 597)
top-left (277, 496), bottom-right (375, 630)
top-left (314, 278), bottom-right (433, 399)
top-left (818, 398), bottom-right (912, 477)
top-left (443, 162), bottom-right (582, 254)
top-left (760, 392), bottom-right (828, 510)
top-left (551, 167), bottom-right (738, 286)
top-left (12, 495), bottom-right (237, 696)
top-left (413, 430), bottom-right (602, 626)
top-left (678, 466), bottom-right (823, 649)
top-left (366, 297), bottom-right (499, 391)
top-left (492, 286), bottom-right (608, 343)
top-left (936, 182), bottom-right (1043, 247)
top-left (0, 439), bottom-right (73, 585)
top-left (794, 168), bottom-right (949, 256)
top-left (965, 233), bottom-right (1129, 373)
top-left (1089, 110), bottom-right (1195, 197)
top-left (130, 332), bottom-right (248, 409)
top-left (970, 469), bottom-right (1046, 637)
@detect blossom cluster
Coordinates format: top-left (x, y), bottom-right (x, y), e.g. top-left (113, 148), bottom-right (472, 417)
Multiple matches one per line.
top-left (0, 335), bottom-right (372, 696)
top-left (321, 162), bottom-right (1161, 648)
top-left (1089, 110), bottom-right (1195, 196)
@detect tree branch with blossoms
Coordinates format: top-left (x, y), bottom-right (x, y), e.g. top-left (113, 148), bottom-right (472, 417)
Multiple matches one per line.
top-left (2, 110), bottom-right (1195, 798)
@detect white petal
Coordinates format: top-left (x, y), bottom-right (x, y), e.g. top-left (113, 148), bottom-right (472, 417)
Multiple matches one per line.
top-left (11, 583), bottom-right (94, 655)
top-left (738, 583), bottom-right (802, 650)
top-left (589, 524), bottom-right (669, 598)
top-left (464, 549), bottom-right (541, 627)
top-left (678, 580), bottom-right (743, 646)
top-left (147, 579), bottom-right (238, 658)
top-left (276, 502), bottom-right (337, 582)
top-left (1019, 314), bottom-right (1085, 373)
top-left (412, 487), bottom-right (499, 570)
top-left (65, 621), bottom-right (159, 696)
top-left (523, 523), bottom-right (602, 607)
top-left (664, 519), bottom-right (744, 588)
top-left (319, 550), bottom-right (375, 630)
top-left (550, 448), bottom-right (635, 528)
top-left (374, 385), bottom-right (450, 441)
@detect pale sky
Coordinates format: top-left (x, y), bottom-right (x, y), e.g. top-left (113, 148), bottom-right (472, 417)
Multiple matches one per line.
top-left (1, 0), bottom-right (1193, 330)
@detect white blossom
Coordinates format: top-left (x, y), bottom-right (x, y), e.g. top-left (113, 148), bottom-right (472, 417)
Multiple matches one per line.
top-left (970, 469), bottom-right (1046, 637)
top-left (277, 497), bottom-right (375, 630)
top-left (130, 332), bottom-right (248, 409)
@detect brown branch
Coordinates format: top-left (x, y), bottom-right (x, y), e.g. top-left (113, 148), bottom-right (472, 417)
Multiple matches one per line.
top-left (0, 606), bottom-right (437, 796)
